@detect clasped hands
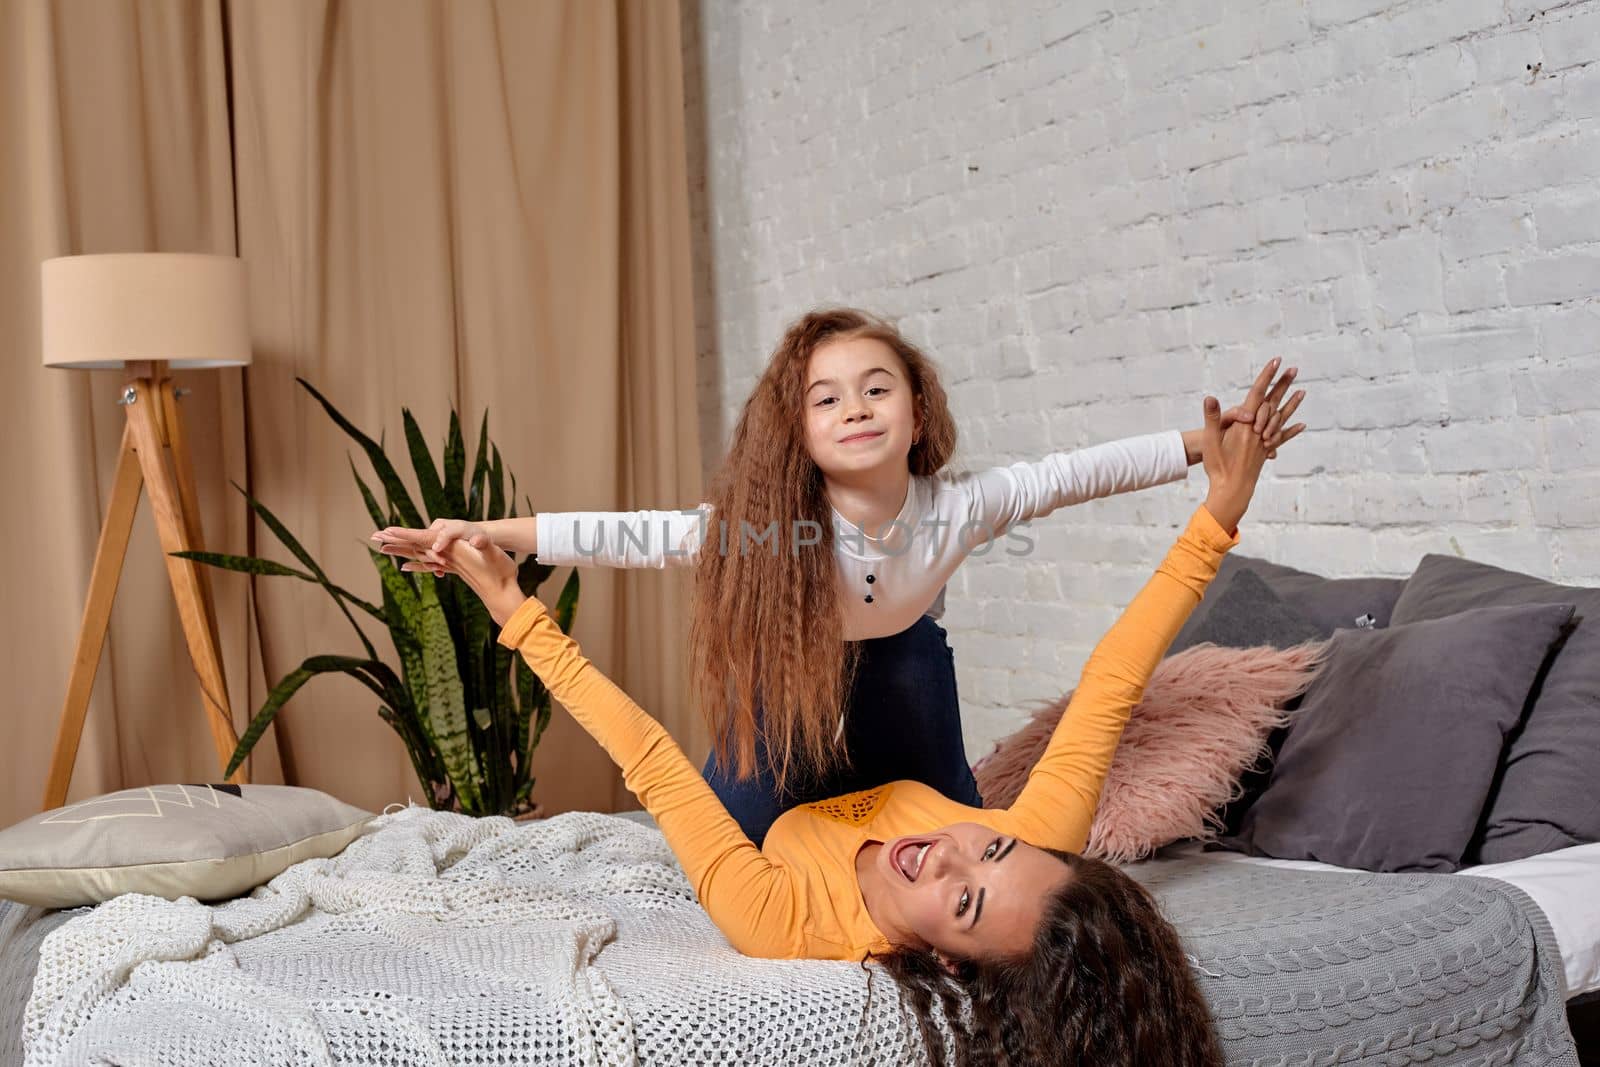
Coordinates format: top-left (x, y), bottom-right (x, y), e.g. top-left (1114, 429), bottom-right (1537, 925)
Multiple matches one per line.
top-left (407, 527), bottom-right (527, 626)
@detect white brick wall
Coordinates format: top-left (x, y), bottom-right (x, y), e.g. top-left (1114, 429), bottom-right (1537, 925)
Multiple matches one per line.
top-left (682, 0), bottom-right (1600, 758)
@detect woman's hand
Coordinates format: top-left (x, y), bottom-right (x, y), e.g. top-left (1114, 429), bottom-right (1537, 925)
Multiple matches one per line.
top-left (371, 518), bottom-right (494, 578)
top-left (1245, 359), bottom-right (1306, 458)
top-left (1183, 358), bottom-right (1308, 463)
top-left (402, 538), bottom-right (528, 626)
top-left (1200, 392), bottom-right (1279, 534)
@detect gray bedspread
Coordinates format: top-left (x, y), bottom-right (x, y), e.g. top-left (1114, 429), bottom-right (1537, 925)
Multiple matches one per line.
top-left (2, 835), bottom-right (1580, 1065)
top-left (0, 900), bottom-right (81, 1067)
top-left (1128, 851), bottom-right (1580, 1065)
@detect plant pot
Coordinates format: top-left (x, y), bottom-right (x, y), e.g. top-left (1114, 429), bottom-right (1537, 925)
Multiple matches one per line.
top-left (511, 803), bottom-right (545, 823)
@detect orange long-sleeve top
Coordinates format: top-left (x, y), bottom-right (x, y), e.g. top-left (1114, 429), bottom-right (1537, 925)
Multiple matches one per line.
top-left (495, 505), bottom-right (1238, 961)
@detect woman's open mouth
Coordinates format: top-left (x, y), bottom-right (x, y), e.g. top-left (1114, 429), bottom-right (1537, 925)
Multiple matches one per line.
top-left (891, 838), bottom-right (933, 882)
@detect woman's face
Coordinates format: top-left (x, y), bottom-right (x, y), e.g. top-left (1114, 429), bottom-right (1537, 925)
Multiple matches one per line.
top-left (801, 335), bottom-right (919, 480)
top-left (874, 822), bottom-right (1071, 963)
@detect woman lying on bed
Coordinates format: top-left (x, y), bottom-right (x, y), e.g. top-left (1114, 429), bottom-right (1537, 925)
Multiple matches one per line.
top-left (411, 392), bottom-right (1280, 1067)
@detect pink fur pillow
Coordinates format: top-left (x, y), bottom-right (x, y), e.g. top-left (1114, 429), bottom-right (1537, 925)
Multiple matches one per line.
top-left (972, 641), bottom-right (1328, 864)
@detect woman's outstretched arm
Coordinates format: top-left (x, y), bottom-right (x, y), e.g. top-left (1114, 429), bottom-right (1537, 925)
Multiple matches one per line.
top-left (999, 394), bottom-right (1276, 852)
top-left (419, 542), bottom-right (803, 958)
top-left (1000, 504), bottom-right (1236, 850)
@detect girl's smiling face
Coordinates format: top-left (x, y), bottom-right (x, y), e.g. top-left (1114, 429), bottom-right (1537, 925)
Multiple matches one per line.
top-left (802, 335), bottom-right (920, 479)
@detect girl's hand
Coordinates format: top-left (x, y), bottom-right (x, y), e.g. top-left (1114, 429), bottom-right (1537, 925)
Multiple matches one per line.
top-left (371, 518), bottom-right (494, 578)
top-left (1200, 393), bottom-right (1279, 533)
top-left (403, 539), bottom-right (527, 624)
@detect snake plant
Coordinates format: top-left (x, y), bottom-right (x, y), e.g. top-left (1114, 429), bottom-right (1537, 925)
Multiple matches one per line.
top-left (175, 377), bottom-right (576, 818)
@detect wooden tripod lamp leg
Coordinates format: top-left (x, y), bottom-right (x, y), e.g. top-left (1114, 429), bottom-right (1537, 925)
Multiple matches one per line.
top-left (43, 370), bottom-right (250, 814)
top-left (125, 374), bottom-right (248, 786)
top-left (159, 378), bottom-right (227, 711)
top-left (41, 423), bottom-right (144, 813)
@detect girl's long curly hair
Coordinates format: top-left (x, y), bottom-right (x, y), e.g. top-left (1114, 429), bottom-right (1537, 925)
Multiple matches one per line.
top-left (691, 308), bottom-right (958, 790)
top-left (864, 849), bottom-right (1223, 1067)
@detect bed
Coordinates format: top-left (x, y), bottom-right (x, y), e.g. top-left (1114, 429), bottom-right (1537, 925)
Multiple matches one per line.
top-left (2, 807), bottom-right (1591, 1065)
top-left (1146, 840), bottom-right (1600, 1065)
top-left (1160, 839), bottom-right (1600, 1002)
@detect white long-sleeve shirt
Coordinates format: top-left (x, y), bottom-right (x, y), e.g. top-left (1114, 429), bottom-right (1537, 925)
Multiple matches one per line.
top-left (534, 431), bottom-right (1189, 640)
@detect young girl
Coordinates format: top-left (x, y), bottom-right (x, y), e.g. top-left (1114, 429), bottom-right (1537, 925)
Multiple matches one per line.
top-left (405, 391), bottom-right (1280, 1066)
top-left (373, 308), bottom-right (1304, 844)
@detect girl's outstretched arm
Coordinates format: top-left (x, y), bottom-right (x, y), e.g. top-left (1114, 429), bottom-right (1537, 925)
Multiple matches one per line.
top-left (959, 360), bottom-right (1304, 546)
top-left (956, 430), bottom-right (1191, 544)
top-left (375, 505), bottom-right (710, 573)
top-left (531, 504), bottom-right (711, 569)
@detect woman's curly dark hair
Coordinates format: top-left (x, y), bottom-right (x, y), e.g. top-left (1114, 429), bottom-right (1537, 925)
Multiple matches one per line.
top-left (861, 848), bottom-right (1222, 1066)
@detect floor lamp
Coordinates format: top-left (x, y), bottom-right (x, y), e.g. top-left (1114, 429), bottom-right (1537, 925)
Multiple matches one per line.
top-left (41, 253), bottom-right (254, 812)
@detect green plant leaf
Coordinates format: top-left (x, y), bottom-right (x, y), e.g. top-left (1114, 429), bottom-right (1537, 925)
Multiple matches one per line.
top-left (517, 555), bottom-right (555, 598)
top-left (265, 383), bottom-right (571, 816)
top-left (444, 410), bottom-right (466, 515)
top-left (488, 445), bottom-right (505, 520)
top-left (230, 480), bottom-right (379, 660)
top-left (553, 568), bottom-right (580, 634)
top-left (532, 693), bottom-right (552, 754)
top-left (467, 411), bottom-right (490, 522)
top-left (413, 573), bottom-right (478, 811)
top-left (225, 654), bottom-right (391, 778)
top-left (512, 777), bottom-right (535, 812)
top-left (492, 643), bottom-right (517, 793)
top-left (514, 657), bottom-right (548, 773)
top-left (359, 656), bottom-right (409, 701)
top-left (454, 583), bottom-right (500, 804)
top-left (403, 408), bottom-right (448, 524)
top-left (371, 548), bottom-right (434, 749)
top-left (297, 377), bottom-right (422, 528)
top-left (351, 456), bottom-right (387, 529)
top-left (174, 550), bottom-right (386, 626)
top-left (458, 586), bottom-right (495, 693)
top-left (378, 703), bottom-right (445, 806)
top-left (172, 551), bottom-right (310, 580)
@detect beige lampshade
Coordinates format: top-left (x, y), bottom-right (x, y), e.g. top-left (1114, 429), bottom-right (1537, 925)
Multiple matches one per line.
top-left (41, 253), bottom-right (252, 370)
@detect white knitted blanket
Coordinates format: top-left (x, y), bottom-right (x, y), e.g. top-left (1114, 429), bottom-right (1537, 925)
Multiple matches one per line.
top-left (24, 806), bottom-right (921, 1066)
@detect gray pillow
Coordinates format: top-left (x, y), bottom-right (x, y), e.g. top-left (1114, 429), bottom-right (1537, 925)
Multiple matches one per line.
top-left (1391, 554), bottom-right (1600, 863)
top-left (1225, 602), bottom-right (1575, 873)
top-left (1206, 554), bottom-right (1408, 636)
top-left (0, 784), bottom-right (373, 908)
top-left (1169, 568), bottom-right (1326, 655)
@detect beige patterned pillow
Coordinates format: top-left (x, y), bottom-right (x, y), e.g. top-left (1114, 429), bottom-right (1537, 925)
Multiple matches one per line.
top-left (0, 783), bottom-right (375, 908)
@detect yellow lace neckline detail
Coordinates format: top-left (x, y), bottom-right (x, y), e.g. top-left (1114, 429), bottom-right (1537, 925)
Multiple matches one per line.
top-left (804, 786), bottom-right (890, 826)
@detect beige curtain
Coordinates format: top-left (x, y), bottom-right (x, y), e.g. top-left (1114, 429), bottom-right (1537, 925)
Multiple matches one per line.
top-left (1, 0), bottom-right (703, 830)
